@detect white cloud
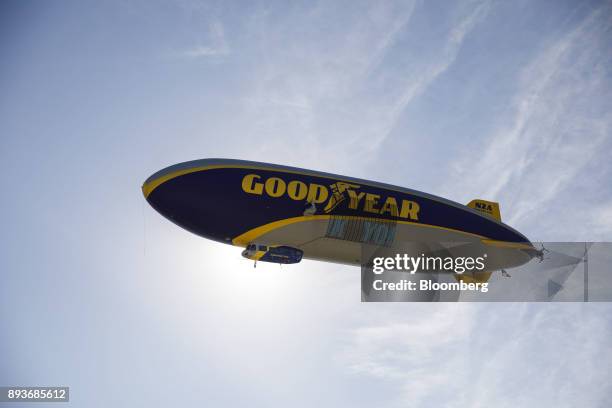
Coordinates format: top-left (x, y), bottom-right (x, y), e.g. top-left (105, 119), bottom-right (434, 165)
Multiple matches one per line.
top-left (442, 6), bottom-right (612, 238)
top-left (337, 304), bottom-right (475, 406)
top-left (180, 21), bottom-right (230, 58)
top-left (337, 304), bottom-right (612, 407)
top-left (372, 0), bottom-right (491, 149)
top-left (237, 1), bottom-right (420, 173)
top-left (238, 1), bottom-right (490, 176)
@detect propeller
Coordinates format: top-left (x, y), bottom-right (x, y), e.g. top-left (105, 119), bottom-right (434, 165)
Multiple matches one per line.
top-left (522, 242), bottom-right (591, 300)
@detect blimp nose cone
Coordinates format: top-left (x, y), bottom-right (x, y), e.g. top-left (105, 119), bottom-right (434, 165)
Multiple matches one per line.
top-left (142, 164), bottom-right (228, 242)
top-left (142, 169), bottom-right (207, 234)
top-left (142, 174), bottom-right (187, 226)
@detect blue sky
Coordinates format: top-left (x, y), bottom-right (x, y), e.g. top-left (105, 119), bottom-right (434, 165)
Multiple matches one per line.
top-left (1, 0), bottom-right (612, 407)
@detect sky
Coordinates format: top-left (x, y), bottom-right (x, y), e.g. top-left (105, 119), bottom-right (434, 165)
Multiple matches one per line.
top-left (1, 0), bottom-right (612, 407)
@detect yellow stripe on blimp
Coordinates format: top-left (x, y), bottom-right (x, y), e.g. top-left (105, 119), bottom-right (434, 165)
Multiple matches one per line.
top-left (232, 215), bottom-right (331, 246)
top-left (145, 163), bottom-right (395, 198)
top-left (143, 165), bottom-right (224, 198)
top-left (143, 163), bottom-right (486, 208)
top-left (231, 215), bottom-right (496, 247)
top-left (143, 164), bottom-right (344, 198)
top-left (481, 239), bottom-right (534, 250)
top-left (232, 215), bottom-right (533, 250)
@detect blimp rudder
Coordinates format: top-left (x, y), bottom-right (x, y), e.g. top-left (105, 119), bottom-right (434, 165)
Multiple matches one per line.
top-left (455, 271), bottom-right (493, 284)
top-left (467, 199), bottom-right (502, 222)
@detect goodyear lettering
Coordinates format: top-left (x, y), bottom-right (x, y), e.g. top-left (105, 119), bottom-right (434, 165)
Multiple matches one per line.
top-left (347, 190), bottom-right (366, 209)
top-left (364, 193), bottom-right (380, 213)
top-left (265, 177), bottom-right (286, 197)
top-left (380, 196), bottom-right (399, 217)
top-left (241, 174), bottom-right (420, 220)
top-left (307, 184), bottom-right (329, 204)
top-left (399, 200), bottom-right (420, 220)
top-left (242, 174), bottom-right (264, 195)
top-left (287, 180), bottom-right (308, 200)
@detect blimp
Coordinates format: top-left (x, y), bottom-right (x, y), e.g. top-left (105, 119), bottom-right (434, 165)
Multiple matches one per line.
top-left (143, 158), bottom-right (538, 282)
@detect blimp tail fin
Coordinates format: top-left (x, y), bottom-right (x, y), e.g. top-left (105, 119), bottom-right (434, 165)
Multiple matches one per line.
top-left (454, 271), bottom-right (493, 284)
top-left (467, 199), bottom-right (501, 222)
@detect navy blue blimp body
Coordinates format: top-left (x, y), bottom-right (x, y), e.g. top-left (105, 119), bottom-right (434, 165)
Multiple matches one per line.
top-left (143, 159), bottom-right (530, 253)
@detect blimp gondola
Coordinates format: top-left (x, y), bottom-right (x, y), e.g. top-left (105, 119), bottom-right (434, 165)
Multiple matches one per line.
top-left (143, 158), bottom-right (538, 281)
